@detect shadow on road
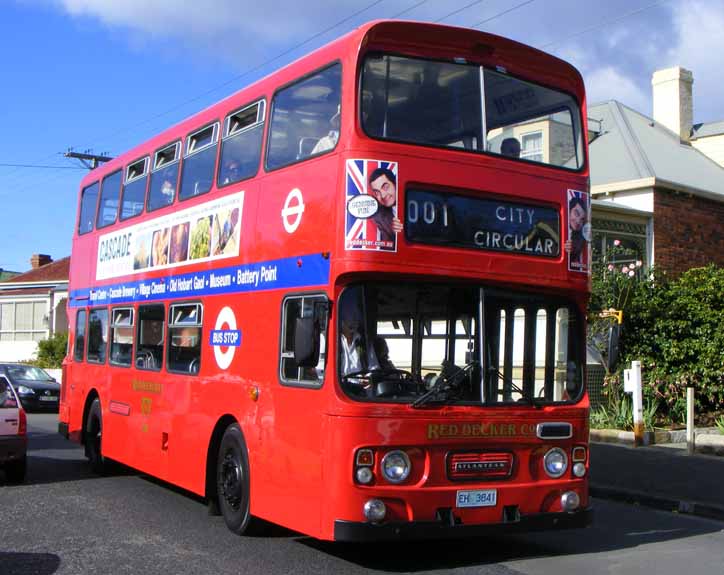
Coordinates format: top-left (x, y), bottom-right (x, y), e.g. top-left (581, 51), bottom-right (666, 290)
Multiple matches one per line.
top-left (0, 552), bottom-right (61, 575)
top-left (300, 500), bottom-right (723, 572)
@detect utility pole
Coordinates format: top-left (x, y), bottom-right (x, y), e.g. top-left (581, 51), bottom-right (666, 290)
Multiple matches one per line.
top-left (64, 149), bottom-right (113, 170)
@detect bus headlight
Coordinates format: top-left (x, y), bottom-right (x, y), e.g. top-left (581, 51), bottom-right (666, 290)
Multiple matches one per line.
top-left (381, 450), bottom-right (411, 483)
top-left (543, 447), bottom-right (568, 478)
top-left (573, 462), bottom-right (587, 478)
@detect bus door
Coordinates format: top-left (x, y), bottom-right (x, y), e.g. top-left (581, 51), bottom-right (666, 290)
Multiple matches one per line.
top-left (130, 302), bottom-right (170, 479)
top-left (266, 293), bottom-right (329, 534)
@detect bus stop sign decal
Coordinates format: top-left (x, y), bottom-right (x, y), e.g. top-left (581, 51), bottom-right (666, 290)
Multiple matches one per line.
top-left (213, 306), bottom-right (239, 370)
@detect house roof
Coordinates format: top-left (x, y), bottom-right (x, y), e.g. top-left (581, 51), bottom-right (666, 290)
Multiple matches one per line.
top-left (588, 101), bottom-right (724, 201)
top-left (3, 256), bottom-right (70, 284)
top-left (0, 287), bottom-right (55, 297)
top-left (0, 270), bottom-right (21, 281)
top-left (691, 120), bottom-right (724, 139)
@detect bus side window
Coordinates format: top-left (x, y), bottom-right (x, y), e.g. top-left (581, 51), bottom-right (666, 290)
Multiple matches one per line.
top-left (74, 309), bottom-right (87, 362)
top-left (218, 100), bottom-right (265, 187)
top-left (280, 294), bottom-right (328, 386)
top-left (121, 157), bottom-right (149, 221)
top-left (96, 170), bottom-right (123, 229)
top-left (148, 141), bottom-right (181, 212)
top-left (78, 181), bottom-right (99, 235)
top-left (266, 63), bottom-right (341, 171)
top-left (135, 304), bottom-right (165, 371)
top-left (167, 303), bottom-right (202, 375)
top-left (179, 124), bottom-right (219, 201)
top-left (110, 308), bottom-right (134, 367)
top-left (87, 308), bottom-right (109, 364)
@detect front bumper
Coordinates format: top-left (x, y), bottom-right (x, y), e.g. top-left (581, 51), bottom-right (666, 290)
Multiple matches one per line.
top-left (334, 507), bottom-right (592, 541)
top-left (19, 395), bottom-right (59, 412)
top-left (0, 435), bottom-right (28, 463)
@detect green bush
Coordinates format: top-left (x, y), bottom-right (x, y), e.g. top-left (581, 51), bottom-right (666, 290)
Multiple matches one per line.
top-left (32, 332), bottom-right (68, 369)
top-left (590, 262), bottom-right (724, 421)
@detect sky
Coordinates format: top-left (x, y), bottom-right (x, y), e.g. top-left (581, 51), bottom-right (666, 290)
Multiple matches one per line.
top-left (1, 0), bottom-right (722, 273)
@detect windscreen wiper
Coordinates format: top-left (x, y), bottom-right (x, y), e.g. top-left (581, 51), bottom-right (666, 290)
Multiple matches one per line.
top-left (411, 361), bottom-right (477, 409)
top-left (488, 367), bottom-right (540, 406)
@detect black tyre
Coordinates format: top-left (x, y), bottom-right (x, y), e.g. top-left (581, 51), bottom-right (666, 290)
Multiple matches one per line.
top-left (85, 398), bottom-right (110, 475)
top-left (5, 457), bottom-right (27, 484)
top-left (216, 423), bottom-right (254, 535)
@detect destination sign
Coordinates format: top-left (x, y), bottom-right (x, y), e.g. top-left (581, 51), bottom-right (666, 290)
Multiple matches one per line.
top-left (405, 189), bottom-right (560, 257)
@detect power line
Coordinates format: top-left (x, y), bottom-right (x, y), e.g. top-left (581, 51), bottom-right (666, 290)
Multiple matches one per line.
top-left (471, 0), bottom-right (536, 28)
top-left (435, 0), bottom-right (485, 23)
top-left (0, 162), bottom-right (85, 170)
top-left (86, 0), bottom-right (390, 152)
top-left (540, 0), bottom-right (672, 51)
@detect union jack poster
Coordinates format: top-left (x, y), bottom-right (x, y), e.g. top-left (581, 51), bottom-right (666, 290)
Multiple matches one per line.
top-left (345, 159), bottom-right (399, 252)
top-left (567, 189), bottom-right (591, 273)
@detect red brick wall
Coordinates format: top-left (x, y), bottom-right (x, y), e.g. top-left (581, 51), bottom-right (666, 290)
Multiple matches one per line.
top-left (654, 189), bottom-right (724, 275)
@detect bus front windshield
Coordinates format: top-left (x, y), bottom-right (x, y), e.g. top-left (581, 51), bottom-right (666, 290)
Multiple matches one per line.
top-left (338, 282), bottom-right (583, 406)
top-left (361, 53), bottom-right (584, 170)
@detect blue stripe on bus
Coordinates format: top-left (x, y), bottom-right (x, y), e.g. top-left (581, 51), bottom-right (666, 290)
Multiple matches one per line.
top-left (68, 253), bottom-right (330, 307)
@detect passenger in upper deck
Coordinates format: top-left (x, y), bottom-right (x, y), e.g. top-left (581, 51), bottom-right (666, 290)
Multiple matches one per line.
top-left (500, 137), bottom-right (521, 158)
top-left (311, 105), bottom-right (340, 155)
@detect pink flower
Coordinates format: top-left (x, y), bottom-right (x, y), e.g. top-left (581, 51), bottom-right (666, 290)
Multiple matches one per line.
top-left (636, 260), bottom-right (642, 267)
top-left (607, 264), bottom-right (614, 271)
top-left (613, 239), bottom-right (621, 246)
top-left (628, 270), bottom-right (635, 277)
top-left (622, 266), bottom-right (629, 273)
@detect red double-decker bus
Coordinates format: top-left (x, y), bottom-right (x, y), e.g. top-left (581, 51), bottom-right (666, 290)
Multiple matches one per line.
top-left (60, 20), bottom-right (592, 541)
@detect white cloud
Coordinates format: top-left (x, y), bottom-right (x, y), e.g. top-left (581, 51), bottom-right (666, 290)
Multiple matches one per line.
top-left (583, 65), bottom-right (649, 112)
top-left (50, 0), bottom-right (373, 65)
top-left (667, 0), bottom-right (724, 122)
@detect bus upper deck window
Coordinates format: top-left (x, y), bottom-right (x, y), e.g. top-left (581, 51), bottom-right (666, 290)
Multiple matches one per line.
top-left (121, 157), bottom-right (149, 221)
top-left (78, 181), bottom-right (99, 235)
top-left (266, 63), bottom-right (341, 171)
top-left (218, 100), bottom-right (265, 187)
top-left (179, 124), bottom-right (219, 201)
top-left (96, 170), bottom-right (122, 229)
top-left (148, 142), bottom-right (181, 212)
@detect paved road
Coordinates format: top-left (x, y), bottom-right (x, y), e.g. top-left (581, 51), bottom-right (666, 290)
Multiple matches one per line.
top-left (1, 413), bottom-right (723, 575)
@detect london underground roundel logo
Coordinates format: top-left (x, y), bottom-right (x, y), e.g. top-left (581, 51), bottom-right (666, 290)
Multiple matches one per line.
top-left (211, 306), bottom-right (241, 370)
top-left (282, 188), bottom-right (305, 233)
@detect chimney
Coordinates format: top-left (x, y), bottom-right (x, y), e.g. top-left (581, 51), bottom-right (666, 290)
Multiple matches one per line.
top-left (652, 66), bottom-right (694, 142)
top-left (30, 254), bottom-right (52, 269)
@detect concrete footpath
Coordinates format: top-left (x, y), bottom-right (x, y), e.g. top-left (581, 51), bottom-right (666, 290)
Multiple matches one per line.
top-left (590, 441), bottom-right (724, 521)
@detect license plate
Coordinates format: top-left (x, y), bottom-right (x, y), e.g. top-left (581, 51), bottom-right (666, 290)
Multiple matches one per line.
top-left (40, 396), bottom-right (57, 402)
top-left (456, 489), bottom-right (497, 508)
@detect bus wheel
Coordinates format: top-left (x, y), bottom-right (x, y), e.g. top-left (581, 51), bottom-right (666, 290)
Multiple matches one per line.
top-left (216, 423), bottom-right (253, 535)
top-left (85, 398), bottom-right (109, 475)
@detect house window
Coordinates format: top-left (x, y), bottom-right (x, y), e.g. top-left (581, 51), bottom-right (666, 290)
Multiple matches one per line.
top-left (520, 131), bottom-right (543, 162)
top-left (591, 218), bottom-right (648, 271)
top-left (0, 301), bottom-right (47, 342)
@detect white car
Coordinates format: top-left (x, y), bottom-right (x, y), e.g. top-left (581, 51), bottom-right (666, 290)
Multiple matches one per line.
top-left (0, 374), bottom-right (27, 483)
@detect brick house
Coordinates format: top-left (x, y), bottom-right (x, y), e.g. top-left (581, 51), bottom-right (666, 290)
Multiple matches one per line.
top-left (588, 67), bottom-right (724, 275)
top-left (0, 254), bottom-right (69, 362)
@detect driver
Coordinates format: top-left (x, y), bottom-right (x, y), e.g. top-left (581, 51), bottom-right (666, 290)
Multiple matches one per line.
top-left (339, 296), bottom-right (378, 377)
